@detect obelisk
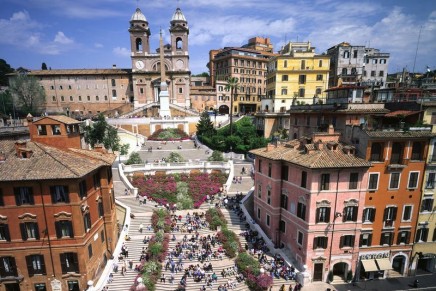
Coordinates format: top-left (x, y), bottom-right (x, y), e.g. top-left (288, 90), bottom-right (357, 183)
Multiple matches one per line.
top-left (158, 30), bottom-right (171, 117)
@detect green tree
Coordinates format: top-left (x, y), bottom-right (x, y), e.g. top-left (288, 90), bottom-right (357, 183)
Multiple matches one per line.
top-left (9, 74), bottom-right (46, 115)
top-left (196, 111), bottom-right (216, 137)
top-left (120, 144), bottom-right (130, 156)
top-left (192, 72), bottom-right (209, 77)
top-left (126, 152), bottom-right (143, 165)
top-left (0, 90), bottom-right (14, 116)
top-left (208, 150), bottom-right (225, 162)
top-left (225, 77), bottom-right (239, 136)
top-left (41, 63), bottom-right (48, 70)
top-left (83, 113), bottom-right (121, 151)
top-left (0, 59), bottom-right (14, 86)
top-left (167, 152), bottom-right (184, 162)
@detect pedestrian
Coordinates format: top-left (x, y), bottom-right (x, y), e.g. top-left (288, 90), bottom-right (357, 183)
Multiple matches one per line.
top-left (124, 246), bottom-right (129, 258)
top-left (139, 223), bottom-right (143, 233)
top-left (160, 273), bottom-right (166, 283)
top-left (124, 188), bottom-right (129, 195)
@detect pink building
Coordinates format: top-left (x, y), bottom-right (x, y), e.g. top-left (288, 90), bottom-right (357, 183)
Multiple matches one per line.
top-left (250, 126), bottom-right (370, 282)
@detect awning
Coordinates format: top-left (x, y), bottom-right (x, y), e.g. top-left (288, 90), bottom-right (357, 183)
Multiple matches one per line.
top-left (376, 258), bottom-right (393, 270)
top-left (361, 260), bottom-right (379, 272)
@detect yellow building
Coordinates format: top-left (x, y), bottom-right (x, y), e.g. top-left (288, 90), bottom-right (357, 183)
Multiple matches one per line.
top-left (264, 42), bottom-right (330, 112)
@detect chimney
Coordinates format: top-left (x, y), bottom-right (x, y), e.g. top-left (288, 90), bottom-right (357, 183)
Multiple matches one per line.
top-left (328, 124), bottom-right (335, 134)
top-left (112, 64), bottom-right (117, 69)
top-left (266, 143), bottom-right (276, 151)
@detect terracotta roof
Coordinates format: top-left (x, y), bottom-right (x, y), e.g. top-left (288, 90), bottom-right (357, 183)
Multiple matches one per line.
top-left (250, 141), bottom-right (371, 169)
top-left (384, 110), bottom-right (420, 117)
top-left (0, 140), bottom-right (115, 181)
top-left (34, 115), bottom-right (82, 125)
top-left (363, 130), bottom-right (434, 138)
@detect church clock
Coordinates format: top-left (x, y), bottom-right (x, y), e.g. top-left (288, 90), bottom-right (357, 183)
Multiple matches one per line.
top-left (135, 60), bottom-right (145, 69)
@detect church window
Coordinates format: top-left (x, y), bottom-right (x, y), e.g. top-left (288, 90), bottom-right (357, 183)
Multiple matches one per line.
top-left (111, 79), bottom-right (116, 87)
top-left (87, 96), bottom-right (90, 101)
top-left (112, 90), bottom-right (117, 98)
top-left (140, 88), bottom-right (144, 94)
top-left (135, 38), bottom-right (143, 52)
top-left (179, 88), bottom-right (183, 94)
top-left (176, 37), bottom-right (183, 50)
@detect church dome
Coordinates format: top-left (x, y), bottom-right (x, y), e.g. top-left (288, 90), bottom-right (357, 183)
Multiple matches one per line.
top-left (131, 8), bottom-right (147, 22)
top-left (172, 7), bottom-right (186, 22)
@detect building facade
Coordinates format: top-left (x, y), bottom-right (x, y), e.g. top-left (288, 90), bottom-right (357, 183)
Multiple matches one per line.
top-left (250, 126), bottom-right (370, 282)
top-left (264, 42), bottom-right (330, 112)
top-left (0, 116), bottom-right (117, 291)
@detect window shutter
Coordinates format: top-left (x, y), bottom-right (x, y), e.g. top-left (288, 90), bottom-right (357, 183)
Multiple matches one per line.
top-left (40, 256), bottom-right (46, 275)
top-left (64, 186), bottom-right (70, 203)
top-left (60, 254), bottom-right (67, 274)
top-left (72, 253), bottom-right (79, 273)
top-left (14, 188), bottom-right (21, 206)
top-left (368, 234), bottom-right (372, 246)
top-left (68, 221), bottom-right (74, 238)
top-left (351, 236), bottom-right (355, 247)
top-left (362, 209), bottom-right (366, 222)
top-left (315, 208), bottom-right (320, 223)
top-left (9, 257), bottom-right (17, 277)
top-left (323, 237), bottom-right (328, 249)
top-left (313, 237), bottom-right (317, 249)
top-left (29, 188), bottom-right (34, 205)
top-left (34, 223), bottom-right (40, 240)
top-left (383, 208), bottom-right (388, 221)
top-left (359, 234), bottom-right (363, 246)
top-left (389, 233), bottom-right (393, 245)
top-left (0, 258), bottom-right (5, 277)
top-left (26, 255), bottom-right (34, 277)
top-left (371, 208), bottom-right (376, 222)
top-left (339, 236), bottom-right (344, 248)
top-left (326, 207), bottom-right (331, 223)
top-left (352, 206), bottom-right (358, 221)
top-left (20, 223), bottom-right (27, 241)
top-left (406, 232), bottom-right (410, 244)
top-left (397, 233), bottom-right (402, 245)
top-left (4, 225), bottom-right (10, 241)
top-left (55, 221), bottom-right (62, 238)
top-left (392, 207), bottom-right (397, 221)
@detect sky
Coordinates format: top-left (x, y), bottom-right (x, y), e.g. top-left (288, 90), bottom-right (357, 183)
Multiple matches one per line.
top-left (1, 0), bottom-right (435, 75)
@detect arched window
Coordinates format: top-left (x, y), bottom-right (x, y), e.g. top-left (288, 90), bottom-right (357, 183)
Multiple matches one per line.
top-left (343, 51), bottom-right (350, 58)
top-left (135, 38), bottom-right (143, 52)
top-left (176, 37), bottom-right (183, 49)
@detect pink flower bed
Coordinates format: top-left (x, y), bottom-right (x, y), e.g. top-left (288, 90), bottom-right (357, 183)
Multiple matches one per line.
top-left (131, 173), bottom-right (227, 208)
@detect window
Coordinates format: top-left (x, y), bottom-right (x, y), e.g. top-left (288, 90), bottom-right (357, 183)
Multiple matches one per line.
top-left (379, 70), bottom-right (384, 77)
top-left (408, 172), bottom-right (419, 189)
top-left (383, 207), bottom-right (397, 226)
top-left (281, 88), bottom-right (287, 95)
top-left (0, 224), bottom-right (11, 241)
top-left (111, 79), bottom-right (116, 86)
top-left (95, 95), bottom-right (99, 101)
top-left (268, 163), bottom-right (272, 177)
top-left (35, 283), bottom-right (47, 291)
top-left (362, 208), bottom-right (376, 223)
top-left (93, 173), bottom-right (101, 189)
top-left (421, 198), bottom-right (434, 212)
top-left (391, 142), bottom-right (403, 164)
top-left (68, 281), bottom-right (80, 291)
top-left (343, 51), bottom-right (350, 58)
top-left (112, 90), bottom-right (117, 98)
top-left (267, 190), bottom-right (271, 205)
top-left (316, 207), bottom-right (330, 223)
top-left (178, 87), bottom-right (183, 94)
top-left (300, 171), bottom-right (307, 188)
top-left (87, 95), bottom-right (91, 101)
top-left (0, 257), bottom-right (18, 277)
top-left (78, 96), bottom-right (82, 101)
top-left (300, 60), bottom-right (305, 70)
top-left (55, 220), bottom-right (74, 238)
top-left (101, 230), bottom-right (105, 243)
top-left (297, 231), bottom-right (303, 245)
top-left (313, 236), bottom-right (328, 249)
top-left (411, 142), bottom-right (422, 160)
top-left (340, 235), bottom-right (355, 248)
top-left (20, 222), bottom-right (40, 240)
top-left (282, 165), bottom-right (289, 181)
top-left (60, 96), bottom-right (65, 102)
top-left (370, 143), bottom-right (383, 161)
top-left (60, 253), bottom-right (79, 273)
top-left (283, 60), bottom-right (287, 68)
top-left (353, 50), bottom-right (358, 58)
top-left (342, 68), bottom-right (348, 75)
top-left (282, 75), bottom-right (288, 81)
top-left (98, 200), bottom-right (104, 217)
top-left (79, 180), bottom-right (87, 199)
top-left (52, 124), bottom-right (61, 135)
top-left (38, 125), bottom-right (47, 135)
top-left (50, 186), bottom-right (69, 203)
top-left (83, 213), bottom-right (91, 232)
top-left (257, 184), bottom-right (262, 198)
top-left (266, 214), bottom-right (270, 226)
top-left (316, 74), bottom-right (323, 81)
top-left (319, 60), bottom-right (323, 67)
top-left (359, 233), bottom-right (372, 247)
top-left (298, 75), bottom-right (306, 84)
top-left (297, 202), bottom-right (306, 220)
top-left (257, 208), bottom-right (261, 219)
top-left (258, 160), bottom-right (262, 173)
top-left (415, 228), bottom-right (429, 243)
top-left (349, 173), bottom-right (358, 189)
top-left (298, 88), bottom-right (305, 97)
top-left (371, 71), bottom-right (376, 77)
top-left (26, 255), bottom-right (46, 276)
top-left (368, 173), bottom-right (379, 190)
top-left (88, 244), bottom-right (93, 258)
top-left (320, 173), bottom-right (330, 190)
top-left (280, 195), bottom-right (288, 209)
top-left (14, 187), bottom-right (34, 205)
top-left (426, 173), bottom-right (435, 189)
top-left (397, 231), bottom-right (410, 245)
top-left (343, 206), bottom-right (358, 222)
top-left (389, 173), bottom-right (401, 189)
top-left (279, 220), bottom-right (286, 233)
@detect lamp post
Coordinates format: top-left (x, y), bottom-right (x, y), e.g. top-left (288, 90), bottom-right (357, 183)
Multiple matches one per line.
top-left (230, 146), bottom-right (233, 160)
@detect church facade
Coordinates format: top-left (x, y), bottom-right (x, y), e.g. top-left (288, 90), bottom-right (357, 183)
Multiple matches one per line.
top-left (9, 7), bottom-right (191, 118)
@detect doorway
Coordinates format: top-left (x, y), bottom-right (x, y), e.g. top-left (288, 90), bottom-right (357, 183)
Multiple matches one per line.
top-left (313, 263), bottom-right (323, 281)
top-left (392, 255), bottom-right (406, 275)
top-left (5, 283), bottom-right (20, 291)
top-left (333, 262), bottom-right (348, 280)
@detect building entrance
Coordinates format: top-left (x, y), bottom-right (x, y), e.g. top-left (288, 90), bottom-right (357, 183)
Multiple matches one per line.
top-left (313, 263), bottom-right (323, 281)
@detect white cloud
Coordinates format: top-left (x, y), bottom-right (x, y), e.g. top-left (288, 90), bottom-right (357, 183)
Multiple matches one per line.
top-left (54, 31), bottom-right (74, 44)
top-left (94, 43), bottom-right (103, 48)
top-left (113, 47), bottom-right (130, 57)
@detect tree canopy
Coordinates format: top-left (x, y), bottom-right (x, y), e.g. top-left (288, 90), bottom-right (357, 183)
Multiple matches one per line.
top-left (192, 72), bottom-right (209, 77)
top-left (0, 59), bottom-right (14, 86)
top-left (83, 113), bottom-right (121, 152)
top-left (196, 111), bottom-right (216, 137)
top-left (9, 74), bottom-right (46, 115)
top-left (41, 63), bottom-right (48, 70)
